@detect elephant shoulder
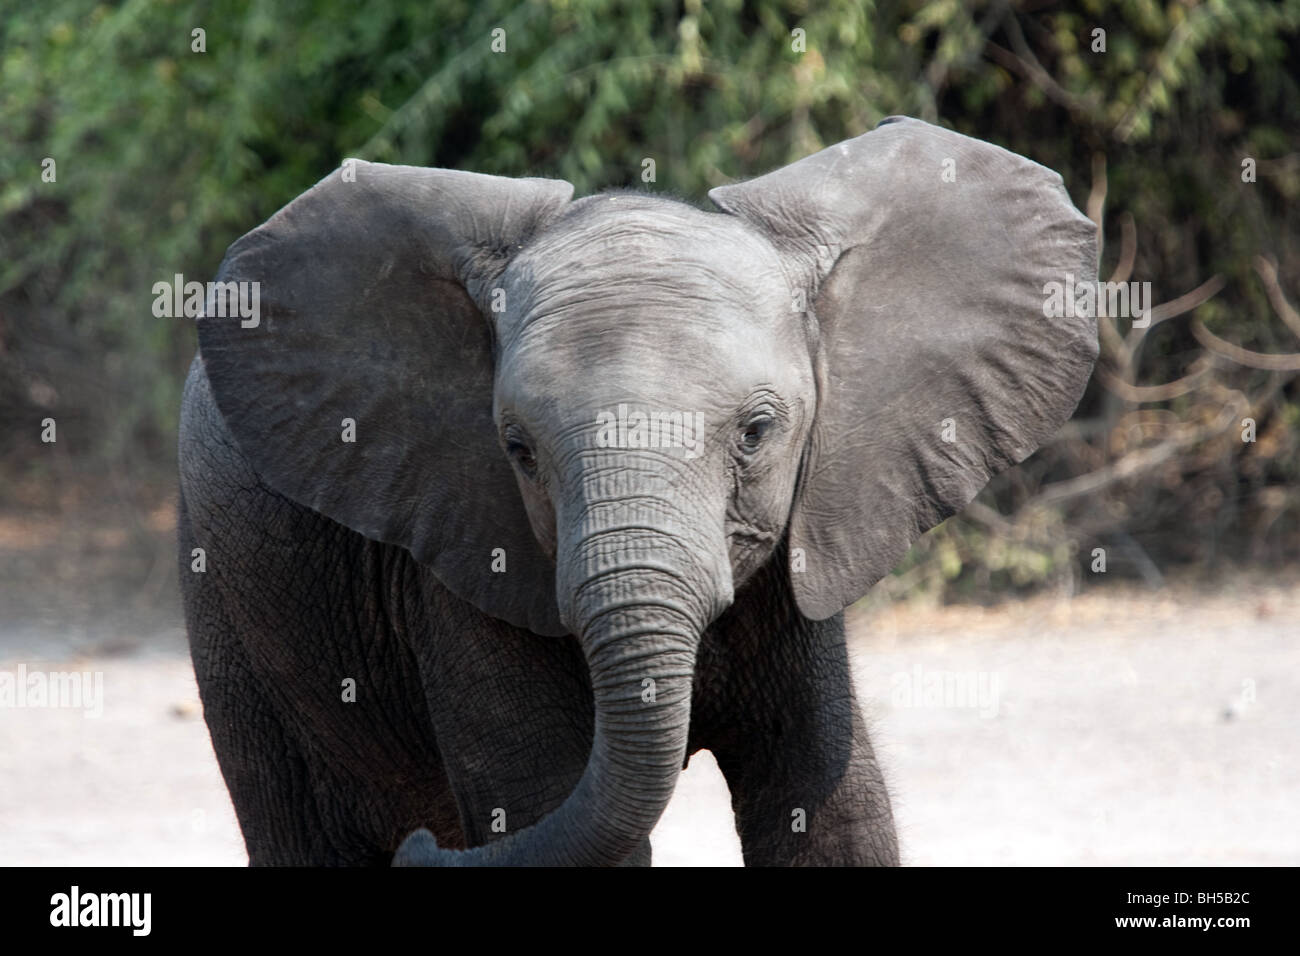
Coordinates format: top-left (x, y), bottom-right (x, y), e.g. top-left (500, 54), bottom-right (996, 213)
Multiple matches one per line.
top-left (179, 354), bottom-right (307, 549)
top-left (179, 355), bottom-right (259, 503)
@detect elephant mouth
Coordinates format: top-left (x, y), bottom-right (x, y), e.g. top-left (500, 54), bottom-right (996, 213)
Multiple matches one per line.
top-left (726, 522), bottom-right (779, 545)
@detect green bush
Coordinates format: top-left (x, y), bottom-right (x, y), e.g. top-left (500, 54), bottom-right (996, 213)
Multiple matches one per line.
top-left (3, 0), bottom-right (1297, 587)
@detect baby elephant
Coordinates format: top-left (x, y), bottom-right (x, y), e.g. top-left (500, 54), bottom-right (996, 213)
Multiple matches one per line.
top-left (178, 117), bottom-right (1097, 866)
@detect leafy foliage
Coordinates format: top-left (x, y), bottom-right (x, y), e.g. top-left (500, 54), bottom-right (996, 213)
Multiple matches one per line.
top-left (2, 0), bottom-right (1298, 588)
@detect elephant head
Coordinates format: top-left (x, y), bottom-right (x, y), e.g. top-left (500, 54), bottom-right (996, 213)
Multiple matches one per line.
top-left (197, 117), bottom-right (1097, 865)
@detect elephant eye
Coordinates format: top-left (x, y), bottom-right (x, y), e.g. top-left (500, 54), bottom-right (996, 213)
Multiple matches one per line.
top-left (505, 431), bottom-right (537, 475)
top-left (739, 417), bottom-right (772, 454)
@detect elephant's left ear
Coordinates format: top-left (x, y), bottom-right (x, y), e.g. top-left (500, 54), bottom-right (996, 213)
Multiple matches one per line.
top-left (710, 117), bottom-right (1098, 620)
top-left (198, 162), bottom-right (574, 636)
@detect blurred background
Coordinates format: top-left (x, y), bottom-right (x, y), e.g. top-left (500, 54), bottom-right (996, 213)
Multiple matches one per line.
top-left (1, 0), bottom-right (1297, 865)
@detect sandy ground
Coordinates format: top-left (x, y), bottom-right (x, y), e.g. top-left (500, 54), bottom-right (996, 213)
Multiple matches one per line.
top-left (1, 574), bottom-right (1296, 866)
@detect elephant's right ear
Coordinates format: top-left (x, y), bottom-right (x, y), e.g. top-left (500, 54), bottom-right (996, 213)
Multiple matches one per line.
top-left (197, 162), bottom-right (573, 636)
top-left (711, 117), bottom-right (1098, 621)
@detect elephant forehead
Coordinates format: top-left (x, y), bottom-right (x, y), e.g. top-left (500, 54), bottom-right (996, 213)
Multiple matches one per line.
top-left (491, 195), bottom-right (810, 415)
top-left (500, 196), bottom-right (791, 331)
top-left (494, 305), bottom-right (815, 428)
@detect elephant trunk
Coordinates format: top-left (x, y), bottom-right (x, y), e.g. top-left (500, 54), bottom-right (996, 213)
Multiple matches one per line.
top-left (395, 463), bottom-right (730, 866)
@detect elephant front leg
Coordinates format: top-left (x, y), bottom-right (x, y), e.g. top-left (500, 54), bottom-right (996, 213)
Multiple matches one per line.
top-left (716, 698), bottom-right (898, 866)
top-left (697, 602), bottom-right (899, 866)
top-left (411, 601), bottom-right (656, 865)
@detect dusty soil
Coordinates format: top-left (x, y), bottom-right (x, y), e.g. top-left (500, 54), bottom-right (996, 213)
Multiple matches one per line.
top-left (3, 570), bottom-right (1295, 866)
top-left (843, 577), bottom-right (1299, 866)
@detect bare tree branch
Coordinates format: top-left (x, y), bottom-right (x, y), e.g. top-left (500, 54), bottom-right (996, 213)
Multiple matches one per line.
top-left (1109, 212), bottom-right (1137, 286)
top-left (1097, 359), bottom-right (1212, 403)
top-left (1029, 398), bottom-right (1244, 508)
top-left (1142, 274), bottom-right (1227, 332)
top-left (986, 12), bottom-right (1104, 119)
top-left (1086, 151), bottom-right (1107, 254)
top-left (1192, 319), bottom-right (1300, 371)
top-left (1254, 254), bottom-right (1300, 342)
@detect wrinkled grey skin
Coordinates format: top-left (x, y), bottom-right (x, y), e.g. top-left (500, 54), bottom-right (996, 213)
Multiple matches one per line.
top-left (179, 117), bottom-right (1098, 866)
